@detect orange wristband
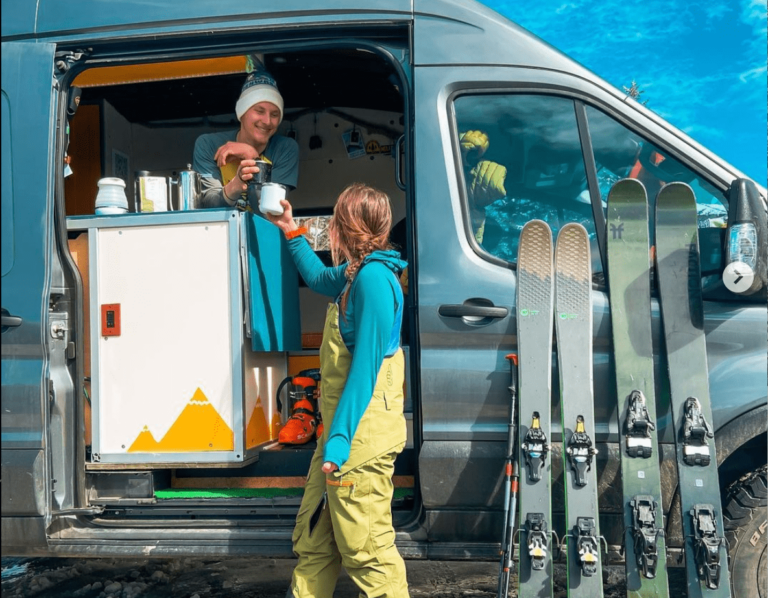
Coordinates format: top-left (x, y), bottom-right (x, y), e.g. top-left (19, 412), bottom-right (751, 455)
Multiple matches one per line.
top-left (285, 226), bottom-right (308, 240)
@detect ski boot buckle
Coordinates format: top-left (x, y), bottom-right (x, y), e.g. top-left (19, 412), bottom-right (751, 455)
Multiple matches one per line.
top-left (525, 512), bottom-right (549, 571)
top-left (690, 504), bottom-right (723, 589)
top-left (630, 495), bottom-right (663, 579)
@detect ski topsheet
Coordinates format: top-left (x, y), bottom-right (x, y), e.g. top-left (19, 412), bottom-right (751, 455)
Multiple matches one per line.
top-left (655, 183), bottom-right (731, 598)
top-left (516, 220), bottom-right (555, 598)
top-left (554, 223), bottom-right (603, 598)
top-left (607, 179), bottom-right (669, 598)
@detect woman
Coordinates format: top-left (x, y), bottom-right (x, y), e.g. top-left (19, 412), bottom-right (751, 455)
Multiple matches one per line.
top-left (267, 183), bottom-right (410, 598)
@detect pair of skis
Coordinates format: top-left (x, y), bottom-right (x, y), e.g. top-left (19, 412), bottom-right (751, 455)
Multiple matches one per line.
top-left (608, 179), bottom-right (730, 598)
top-left (515, 219), bottom-right (602, 598)
top-left (511, 180), bottom-right (730, 598)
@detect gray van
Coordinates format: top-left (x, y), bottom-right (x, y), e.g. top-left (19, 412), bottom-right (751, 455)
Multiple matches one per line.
top-left (2, 2), bottom-right (766, 597)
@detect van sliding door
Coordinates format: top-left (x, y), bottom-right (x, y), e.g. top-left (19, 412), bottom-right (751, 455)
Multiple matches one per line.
top-left (1, 41), bottom-right (58, 553)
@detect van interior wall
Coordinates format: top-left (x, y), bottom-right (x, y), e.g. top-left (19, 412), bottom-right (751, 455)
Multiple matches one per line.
top-left (67, 94), bottom-right (405, 336)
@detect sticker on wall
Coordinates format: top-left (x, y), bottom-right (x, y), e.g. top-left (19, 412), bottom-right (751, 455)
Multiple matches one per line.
top-left (128, 387), bottom-right (234, 452)
top-left (365, 139), bottom-right (393, 155)
top-left (342, 128), bottom-right (366, 159)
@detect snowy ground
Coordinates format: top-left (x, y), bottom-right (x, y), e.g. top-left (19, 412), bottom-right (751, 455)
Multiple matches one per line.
top-left (1, 556), bottom-right (689, 598)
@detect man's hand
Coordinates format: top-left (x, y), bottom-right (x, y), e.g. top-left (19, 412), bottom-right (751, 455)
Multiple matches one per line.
top-left (460, 130), bottom-right (489, 162)
top-left (469, 160), bottom-right (507, 207)
top-left (322, 462), bottom-right (339, 474)
top-left (214, 141), bottom-right (259, 167)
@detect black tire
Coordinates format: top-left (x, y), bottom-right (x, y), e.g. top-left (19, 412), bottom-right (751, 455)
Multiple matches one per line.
top-left (723, 463), bottom-right (767, 598)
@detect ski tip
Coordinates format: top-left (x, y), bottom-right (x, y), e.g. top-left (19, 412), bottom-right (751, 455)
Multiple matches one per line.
top-left (505, 353), bottom-right (518, 366)
top-left (608, 177), bottom-right (647, 197)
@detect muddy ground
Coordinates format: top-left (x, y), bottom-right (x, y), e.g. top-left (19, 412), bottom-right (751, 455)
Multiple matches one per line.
top-left (1, 556), bottom-right (688, 598)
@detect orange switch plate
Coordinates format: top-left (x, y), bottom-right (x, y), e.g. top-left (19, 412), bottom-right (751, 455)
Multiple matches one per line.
top-left (101, 304), bottom-right (121, 337)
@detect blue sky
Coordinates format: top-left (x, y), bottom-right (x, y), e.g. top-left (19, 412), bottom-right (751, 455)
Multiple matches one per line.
top-left (481, 0), bottom-right (768, 185)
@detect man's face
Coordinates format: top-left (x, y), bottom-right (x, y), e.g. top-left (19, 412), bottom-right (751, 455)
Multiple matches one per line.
top-left (241, 101), bottom-right (281, 146)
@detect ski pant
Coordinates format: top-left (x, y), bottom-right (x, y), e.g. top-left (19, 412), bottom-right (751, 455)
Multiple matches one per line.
top-left (288, 442), bottom-right (409, 598)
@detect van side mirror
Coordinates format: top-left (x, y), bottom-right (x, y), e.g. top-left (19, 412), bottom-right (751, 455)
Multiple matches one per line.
top-left (723, 178), bottom-right (767, 295)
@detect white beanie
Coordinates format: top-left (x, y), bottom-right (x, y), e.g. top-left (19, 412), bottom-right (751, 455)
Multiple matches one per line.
top-left (235, 70), bottom-right (284, 123)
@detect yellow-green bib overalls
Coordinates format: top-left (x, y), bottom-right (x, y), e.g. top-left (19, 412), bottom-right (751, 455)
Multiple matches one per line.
top-left (289, 301), bottom-right (409, 598)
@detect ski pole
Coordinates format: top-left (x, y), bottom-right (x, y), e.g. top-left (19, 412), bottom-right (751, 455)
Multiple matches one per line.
top-left (497, 353), bottom-right (519, 598)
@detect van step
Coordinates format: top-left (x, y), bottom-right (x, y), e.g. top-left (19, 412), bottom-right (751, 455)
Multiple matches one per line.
top-left (154, 487), bottom-right (415, 500)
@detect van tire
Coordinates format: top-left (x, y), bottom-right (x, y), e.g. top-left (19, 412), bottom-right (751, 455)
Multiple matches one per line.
top-left (723, 464), bottom-right (767, 598)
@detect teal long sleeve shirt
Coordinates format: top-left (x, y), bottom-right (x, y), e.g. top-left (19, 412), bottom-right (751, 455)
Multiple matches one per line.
top-left (287, 236), bottom-right (406, 468)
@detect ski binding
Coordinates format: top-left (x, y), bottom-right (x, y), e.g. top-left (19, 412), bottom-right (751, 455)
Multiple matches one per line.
top-left (630, 495), bottom-right (663, 579)
top-left (625, 390), bottom-right (656, 458)
top-left (682, 397), bottom-right (714, 466)
top-left (690, 504), bottom-right (725, 590)
top-left (522, 411), bottom-right (549, 482)
top-left (566, 415), bottom-right (597, 487)
top-left (524, 512), bottom-right (549, 571)
top-left (575, 516), bottom-right (600, 577)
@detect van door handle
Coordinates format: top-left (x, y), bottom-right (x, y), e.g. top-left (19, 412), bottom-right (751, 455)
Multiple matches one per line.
top-left (438, 303), bottom-right (509, 319)
top-left (394, 134), bottom-right (406, 191)
top-left (1, 310), bottom-right (23, 331)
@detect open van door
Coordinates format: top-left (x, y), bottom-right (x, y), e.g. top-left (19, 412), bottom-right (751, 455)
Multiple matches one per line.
top-left (1, 41), bottom-right (58, 554)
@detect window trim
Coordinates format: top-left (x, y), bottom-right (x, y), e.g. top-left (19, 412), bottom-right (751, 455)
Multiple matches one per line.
top-left (446, 84), bottom-right (731, 275)
top-left (575, 100), bottom-right (607, 276)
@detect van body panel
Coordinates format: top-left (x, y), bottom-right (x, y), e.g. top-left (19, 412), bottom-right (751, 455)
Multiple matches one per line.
top-left (1, 517), bottom-right (49, 557)
top-left (0, 0), bottom-right (765, 563)
top-left (1, 449), bottom-right (47, 516)
top-left (2, 1), bottom-right (412, 40)
top-left (1, 42), bottom-right (57, 529)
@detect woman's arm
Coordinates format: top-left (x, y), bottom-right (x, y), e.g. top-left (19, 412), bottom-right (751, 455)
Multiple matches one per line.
top-left (287, 236), bottom-right (346, 297)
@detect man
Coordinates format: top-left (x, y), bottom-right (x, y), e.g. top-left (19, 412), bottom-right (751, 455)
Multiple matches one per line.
top-left (193, 65), bottom-right (299, 209)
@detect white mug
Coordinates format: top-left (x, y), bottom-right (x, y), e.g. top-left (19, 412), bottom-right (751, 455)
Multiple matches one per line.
top-left (95, 177), bottom-right (128, 215)
top-left (259, 182), bottom-right (286, 215)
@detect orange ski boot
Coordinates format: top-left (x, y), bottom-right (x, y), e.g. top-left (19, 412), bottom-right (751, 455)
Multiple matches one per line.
top-left (278, 398), bottom-right (317, 445)
top-left (315, 412), bottom-right (324, 440)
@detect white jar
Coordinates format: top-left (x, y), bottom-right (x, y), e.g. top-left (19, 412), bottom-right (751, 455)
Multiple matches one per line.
top-left (95, 177), bottom-right (128, 215)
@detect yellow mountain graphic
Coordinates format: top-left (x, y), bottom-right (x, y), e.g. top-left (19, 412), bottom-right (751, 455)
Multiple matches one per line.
top-left (128, 426), bottom-right (161, 452)
top-left (128, 388), bottom-right (234, 452)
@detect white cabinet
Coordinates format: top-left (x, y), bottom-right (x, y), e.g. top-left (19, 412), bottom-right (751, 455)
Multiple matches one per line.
top-left (68, 210), bottom-right (292, 465)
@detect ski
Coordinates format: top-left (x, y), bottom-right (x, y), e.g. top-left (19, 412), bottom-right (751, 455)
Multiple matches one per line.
top-left (607, 179), bottom-right (670, 597)
top-left (555, 222), bottom-right (603, 598)
top-left (516, 220), bottom-right (555, 598)
top-left (655, 183), bottom-right (731, 598)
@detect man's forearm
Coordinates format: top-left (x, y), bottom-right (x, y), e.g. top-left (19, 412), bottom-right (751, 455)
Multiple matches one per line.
top-left (199, 177), bottom-right (235, 209)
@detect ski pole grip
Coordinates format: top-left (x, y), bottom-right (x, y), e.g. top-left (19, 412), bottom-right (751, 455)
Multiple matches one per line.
top-left (505, 353), bottom-right (518, 395)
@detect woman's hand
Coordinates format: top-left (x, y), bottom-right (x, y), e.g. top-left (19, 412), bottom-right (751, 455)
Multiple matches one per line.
top-left (214, 141), bottom-right (258, 167)
top-left (322, 462), bottom-right (339, 474)
top-left (265, 199), bottom-right (297, 233)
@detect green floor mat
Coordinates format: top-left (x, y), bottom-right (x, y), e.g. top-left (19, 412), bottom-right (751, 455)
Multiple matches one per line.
top-left (156, 487), bottom-right (414, 500)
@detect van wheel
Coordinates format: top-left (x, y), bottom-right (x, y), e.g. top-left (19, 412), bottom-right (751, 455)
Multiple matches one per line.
top-left (723, 464), bottom-right (767, 598)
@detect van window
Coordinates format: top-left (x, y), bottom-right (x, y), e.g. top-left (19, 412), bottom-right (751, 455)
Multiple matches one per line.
top-left (454, 94), bottom-right (599, 271)
top-left (585, 105), bottom-right (728, 270)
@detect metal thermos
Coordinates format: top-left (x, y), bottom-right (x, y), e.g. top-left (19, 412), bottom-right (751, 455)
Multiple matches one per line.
top-left (177, 164), bottom-right (202, 210)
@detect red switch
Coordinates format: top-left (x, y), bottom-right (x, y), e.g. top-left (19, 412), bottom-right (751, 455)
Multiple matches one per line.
top-left (101, 304), bottom-right (121, 337)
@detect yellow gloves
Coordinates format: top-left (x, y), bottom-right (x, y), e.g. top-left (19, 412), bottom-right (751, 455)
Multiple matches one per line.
top-left (460, 129), bottom-right (507, 245)
top-left (469, 160), bottom-right (507, 207)
top-left (460, 130), bottom-right (489, 161)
